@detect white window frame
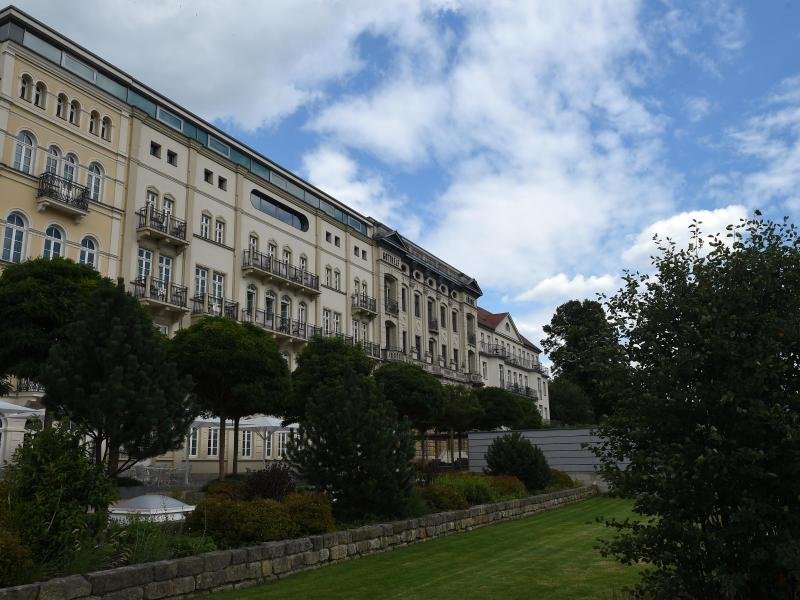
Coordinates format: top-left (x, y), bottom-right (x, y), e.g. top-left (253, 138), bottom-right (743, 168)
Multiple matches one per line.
top-left (2, 212), bottom-right (26, 263)
top-left (200, 214), bottom-right (211, 238)
top-left (207, 427), bottom-right (219, 457)
top-left (79, 237), bottom-right (97, 267)
top-left (242, 430), bottom-right (252, 458)
top-left (277, 431), bottom-right (287, 458)
top-left (188, 427), bottom-right (198, 457)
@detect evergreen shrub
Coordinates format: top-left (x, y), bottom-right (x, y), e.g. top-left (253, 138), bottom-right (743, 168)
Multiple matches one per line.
top-left (485, 432), bottom-right (551, 492)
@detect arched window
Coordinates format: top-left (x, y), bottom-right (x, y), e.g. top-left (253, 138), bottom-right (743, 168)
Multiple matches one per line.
top-left (43, 225), bottom-right (63, 259)
top-left (68, 100), bottom-right (80, 125)
top-left (45, 145), bottom-right (61, 174)
top-left (2, 212), bottom-right (26, 263)
top-left (78, 237), bottom-right (96, 267)
top-left (162, 195), bottom-right (174, 217)
top-left (87, 162), bottom-right (103, 201)
top-left (19, 75), bottom-right (32, 101)
top-left (34, 82), bottom-right (46, 108)
top-left (62, 153), bottom-right (77, 182)
top-left (265, 291), bottom-right (276, 317)
top-left (13, 131), bottom-right (35, 174)
top-left (145, 188), bottom-right (158, 210)
top-left (56, 94), bottom-right (68, 119)
top-left (88, 111), bottom-right (100, 135)
top-left (101, 117), bottom-right (111, 141)
top-left (298, 302), bottom-right (307, 324)
top-left (280, 295), bottom-right (291, 321)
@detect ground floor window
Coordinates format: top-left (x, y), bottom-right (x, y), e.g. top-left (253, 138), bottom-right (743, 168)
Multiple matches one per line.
top-left (207, 427), bottom-right (219, 457)
top-left (242, 430), bottom-right (252, 457)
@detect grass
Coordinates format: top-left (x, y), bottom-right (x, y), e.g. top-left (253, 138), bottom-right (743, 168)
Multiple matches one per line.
top-left (212, 496), bottom-right (641, 600)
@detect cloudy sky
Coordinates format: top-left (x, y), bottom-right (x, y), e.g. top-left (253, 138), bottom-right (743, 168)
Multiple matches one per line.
top-left (18, 1), bottom-right (800, 347)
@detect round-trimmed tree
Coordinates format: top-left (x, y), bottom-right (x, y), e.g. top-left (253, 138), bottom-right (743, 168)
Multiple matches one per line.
top-left (485, 432), bottom-right (550, 492)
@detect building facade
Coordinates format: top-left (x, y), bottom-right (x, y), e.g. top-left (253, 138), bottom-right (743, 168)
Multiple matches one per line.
top-left (477, 308), bottom-right (551, 422)
top-left (0, 7), bottom-right (547, 470)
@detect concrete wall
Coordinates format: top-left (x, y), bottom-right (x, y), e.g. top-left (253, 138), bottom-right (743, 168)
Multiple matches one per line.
top-left (468, 428), bottom-right (625, 487)
top-left (0, 486), bottom-right (595, 600)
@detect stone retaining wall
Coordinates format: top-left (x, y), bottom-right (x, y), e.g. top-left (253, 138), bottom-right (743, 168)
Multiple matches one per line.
top-left (0, 486), bottom-right (596, 600)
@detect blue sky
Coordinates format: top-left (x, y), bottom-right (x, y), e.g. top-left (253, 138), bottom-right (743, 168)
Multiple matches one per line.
top-left (20, 0), bottom-right (800, 345)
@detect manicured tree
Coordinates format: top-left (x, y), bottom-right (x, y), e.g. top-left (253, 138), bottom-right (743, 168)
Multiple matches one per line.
top-left (485, 432), bottom-right (550, 492)
top-left (548, 377), bottom-right (594, 424)
top-left (373, 362), bottom-right (443, 462)
top-left (170, 317), bottom-right (288, 479)
top-left (515, 399), bottom-right (544, 429)
top-left (280, 334), bottom-right (374, 424)
top-left (474, 387), bottom-right (526, 430)
top-left (595, 214), bottom-right (800, 597)
top-left (40, 280), bottom-right (197, 475)
top-left (439, 385), bottom-right (483, 463)
top-left (287, 337), bottom-right (415, 518)
top-left (542, 299), bottom-right (629, 419)
top-left (0, 257), bottom-right (100, 388)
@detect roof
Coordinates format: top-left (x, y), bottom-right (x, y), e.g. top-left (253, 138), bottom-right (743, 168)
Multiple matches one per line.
top-left (0, 399), bottom-right (42, 414)
top-left (111, 494), bottom-right (193, 514)
top-left (477, 307), bottom-right (542, 353)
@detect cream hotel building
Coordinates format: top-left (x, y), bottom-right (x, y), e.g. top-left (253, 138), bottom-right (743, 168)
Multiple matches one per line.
top-left (0, 7), bottom-right (549, 472)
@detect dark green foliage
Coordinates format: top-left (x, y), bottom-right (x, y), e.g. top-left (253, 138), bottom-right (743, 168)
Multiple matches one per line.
top-left (595, 215), bottom-right (800, 598)
top-left (283, 335), bottom-right (373, 424)
top-left (515, 402), bottom-right (544, 429)
top-left (203, 479), bottom-right (248, 500)
top-left (115, 520), bottom-right (216, 564)
top-left (485, 433), bottom-right (550, 492)
top-left (473, 387), bottom-right (526, 430)
top-left (0, 529), bottom-right (34, 587)
top-left (548, 469), bottom-right (576, 490)
top-left (170, 317), bottom-right (290, 479)
top-left (542, 299), bottom-right (629, 420)
top-left (0, 257), bottom-right (101, 382)
top-left (436, 473), bottom-right (496, 505)
top-left (283, 492), bottom-right (336, 537)
top-left (115, 476), bottom-right (144, 487)
top-left (485, 475), bottom-right (527, 499)
top-left (418, 484), bottom-right (469, 511)
top-left (438, 385), bottom-right (483, 462)
top-left (40, 280), bottom-right (196, 475)
top-left (0, 422), bottom-right (115, 563)
top-left (288, 337), bottom-right (416, 519)
top-left (185, 497), bottom-right (290, 547)
top-left (548, 377), bottom-right (594, 424)
top-left (374, 361), bottom-right (444, 433)
top-left (243, 463), bottom-right (295, 501)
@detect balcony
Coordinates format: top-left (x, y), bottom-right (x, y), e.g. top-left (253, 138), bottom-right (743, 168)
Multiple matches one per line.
top-left (136, 206), bottom-right (188, 248)
top-left (191, 294), bottom-right (239, 319)
top-left (467, 333), bottom-right (476, 346)
top-left (130, 277), bottom-right (189, 314)
top-left (242, 250), bottom-right (320, 295)
top-left (504, 383), bottom-right (539, 400)
top-left (36, 172), bottom-right (89, 222)
top-left (351, 293), bottom-right (378, 317)
top-left (242, 309), bottom-right (322, 341)
top-left (428, 319), bottom-right (438, 333)
top-left (468, 372), bottom-right (484, 385)
top-left (384, 297), bottom-right (399, 316)
top-left (533, 363), bottom-right (550, 377)
top-left (382, 346), bottom-right (405, 362)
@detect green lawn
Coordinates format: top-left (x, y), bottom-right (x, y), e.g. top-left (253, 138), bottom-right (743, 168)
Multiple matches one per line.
top-left (212, 496), bottom-right (641, 600)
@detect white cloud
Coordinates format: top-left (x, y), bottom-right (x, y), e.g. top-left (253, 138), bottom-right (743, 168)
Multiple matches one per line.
top-left (515, 274), bottom-right (620, 302)
top-left (301, 146), bottom-right (422, 240)
top-left (684, 96), bottom-right (713, 122)
top-left (15, 0), bottom-right (443, 130)
top-left (622, 204), bottom-right (748, 267)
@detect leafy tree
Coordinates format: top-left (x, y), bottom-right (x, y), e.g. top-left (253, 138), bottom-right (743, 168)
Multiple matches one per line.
top-left (595, 214), bottom-right (800, 598)
top-left (542, 299), bottom-right (628, 419)
top-left (485, 432), bottom-right (550, 492)
top-left (281, 334), bottom-right (374, 424)
top-left (516, 401), bottom-right (544, 429)
top-left (374, 362), bottom-right (443, 461)
top-left (549, 377), bottom-right (594, 424)
top-left (287, 337), bottom-right (415, 519)
top-left (438, 385), bottom-right (483, 463)
top-left (474, 387), bottom-right (526, 430)
top-left (0, 257), bottom-right (100, 387)
top-left (171, 317), bottom-right (289, 479)
top-left (0, 420), bottom-right (115, 564)
top-left (40, 280), bottom-right (196, 475)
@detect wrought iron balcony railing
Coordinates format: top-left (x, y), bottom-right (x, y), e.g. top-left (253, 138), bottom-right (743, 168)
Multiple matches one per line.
top-left (191, 294), bottom-right (239, 319)
top-left (242, 250), bottom-right (319, 293)
top-left (428, 319), bottom-right (438, 333)
top-left (136, 206), bottom-right (187, 241)
top-left (37, 172), bottom-right (89, 212)
top-left (384, 297), bottom-right (399, 316)
top-left (351, 293), bottom-right (377, 314)
top-left (131, 276), bottom-right (188, 309)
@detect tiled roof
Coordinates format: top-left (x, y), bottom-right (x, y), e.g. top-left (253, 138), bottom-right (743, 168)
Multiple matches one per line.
top-left (477, 307), bottom-right (508, 330)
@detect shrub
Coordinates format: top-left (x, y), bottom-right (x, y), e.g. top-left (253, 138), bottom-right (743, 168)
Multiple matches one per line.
top-left (114, 520), bottom-right (217, 565)
top-left (283, 493), bottom-right (336, 537)
top-left (437, 473), bottom-right (496, 505)
top-left (485, 432), bottom-right (551, 492)
top-left (419, 484), bottom-right (469, 511)
top-left (401, 488), bottom-right (431, 518)
top-left (243, 462), bottom-right (295, 501)
top-left (0, 529), bottom-right (34, 587)
top-left (203, 478), bottom-right (247, 500)
top-left (1, 422), bottom-right (115, 563)
top-left (486, 475), bottom-right (527, 500)
top-left (548, 469), bottom-right (576, 490)
top-left (185, 498), bottom-right (290, 548)
top-left (115, 476), bottom-right (143, 487)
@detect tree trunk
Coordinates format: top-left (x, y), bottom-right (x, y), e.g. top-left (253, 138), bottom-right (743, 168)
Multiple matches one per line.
top-left (218, 414), bottom-right (227, 480)
top-left (107, 440), bottom-right (120, 477)
top-left (232, 416), bottom-right (240, 476)
top-left (94, 433), bottom-right (103, 467)
top-left (457, 431), bottom-right (463, 468)
top-left (449, 428), bottom-right (455, 466)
